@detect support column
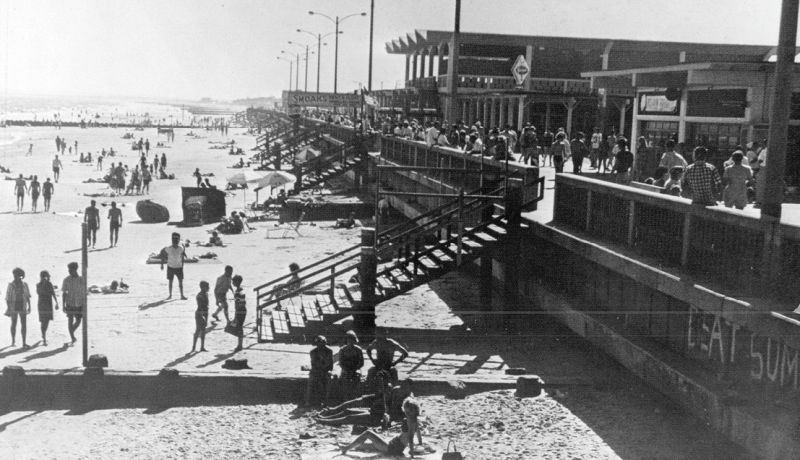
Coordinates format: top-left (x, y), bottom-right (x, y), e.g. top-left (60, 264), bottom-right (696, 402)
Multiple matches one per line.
top-left (356, 228), bottom-right (377, 333)
top-left (517, 97), bottom-right (525, 131)
top-left (502, 178), bottom-right (523, 332)
top-left (411, 52), bottom-right (418, 83)
top-left (404, 54), bottom-right (410, 83)
top-left (499, 98), bottom-right (506, 127)
top-left (545, 102), bottom-right (551, 131)
top-left (428, 52), bottom-right (435, 77)
top-left (482, 98), bottom-right (489, 127)
top-left (419, 52), bottom-right (426, 80)
top-left (475, 98), bottom-right (481, 124)
top-left (619, 99), bottom-right (628, 136)
top-left (490, 98), bottom-right (497, 129)
top-left (507, 98), bottom-right (515, 129)
top-left (563, 97), bottom-right (577, 137)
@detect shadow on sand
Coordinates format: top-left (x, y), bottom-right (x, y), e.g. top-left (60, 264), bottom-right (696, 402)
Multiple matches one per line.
top-left (138, 298), bottom-right (177, 311)
top-left (20, 344), bottom-right (69, 362)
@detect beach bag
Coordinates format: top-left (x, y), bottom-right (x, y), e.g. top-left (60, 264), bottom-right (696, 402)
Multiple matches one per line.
top-left (442, 440), bottom-right (463, 460)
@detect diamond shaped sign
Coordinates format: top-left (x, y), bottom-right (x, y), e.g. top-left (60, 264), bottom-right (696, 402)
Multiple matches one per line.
top-left (511, 55), bottom-right (530, 86)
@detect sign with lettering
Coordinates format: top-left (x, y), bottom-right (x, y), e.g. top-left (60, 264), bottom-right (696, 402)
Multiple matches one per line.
top-left (511, 55), bottom-right (530, 86)
top-left (686, 89), bottom-right (748, 118)
top-left (638, 92), bottom-right (679, 115)
top-left (283, 91), bottom-right (361, 108)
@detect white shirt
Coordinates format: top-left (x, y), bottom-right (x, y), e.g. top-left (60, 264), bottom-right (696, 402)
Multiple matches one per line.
top-left (758, 148), bottom-right (767, 168)
top-left (161, 245), bottom-right (185, 269)
top-left (425, 127), bottom-right (439, 147)
top-left (590, 133), bottom-right (602, 149)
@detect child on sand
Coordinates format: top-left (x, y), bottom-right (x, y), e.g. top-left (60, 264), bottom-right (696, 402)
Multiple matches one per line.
top-left (232, 275), bottom-right (246, 352)
top-left (36, 270), bottom-right (59, 346)
top-left (192, 281), bottom-right (209, 352)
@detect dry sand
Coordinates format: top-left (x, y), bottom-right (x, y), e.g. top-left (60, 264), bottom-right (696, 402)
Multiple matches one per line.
top-left (0, 123), bottom-right (747, 459)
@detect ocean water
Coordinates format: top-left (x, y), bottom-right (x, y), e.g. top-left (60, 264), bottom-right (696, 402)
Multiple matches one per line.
top-left (0, 94), bottom-right (194, 126)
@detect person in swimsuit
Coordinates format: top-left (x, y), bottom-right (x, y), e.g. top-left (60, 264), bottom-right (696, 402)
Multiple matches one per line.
top-left (52, 155), bottom-right (62, 183)
top-left (108, 201), bottom-right (122, 247)
top-left (13, 174), bottom-right (27, 212)
top-left (36, 270), bottom-right (59, 346)
top-left (340, 398), bottom-right (422, 458)
top-left (161, 153), bottom-right (167, 169)
top-left (29, 175), bottom-right (40, 212)
top-left (6, 267), bottom-right (32, 348)
top-left (316, 377), bottom-right (414, 428)
top-left (232, 275), bottom-right (246, 352)
top-left (366, 327), bottom-right (409, 389)
top-left (84, 200), bottom-right (100, 248)
top-left (42, 178), bottom-right (54, 212)
top-left (159, 232), bottom-right (188, 300)
top-left (62, 262), bottom-right (85, 345)
top-left (192, 280), bottom-right (209, 352)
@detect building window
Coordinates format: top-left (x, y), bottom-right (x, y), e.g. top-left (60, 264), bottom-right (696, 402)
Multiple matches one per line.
top-left (640, 121), bottom-right (678, 149)
top-left (686, 123), bottom-right (745, 167)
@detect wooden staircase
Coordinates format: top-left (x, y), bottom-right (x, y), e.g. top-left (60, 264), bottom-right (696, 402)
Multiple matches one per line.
top-left (253, 188), bottom-right (510, 343)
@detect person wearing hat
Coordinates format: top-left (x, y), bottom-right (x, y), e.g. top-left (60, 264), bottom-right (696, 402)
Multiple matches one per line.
top-left (305, 335), bottom-right (333, 407)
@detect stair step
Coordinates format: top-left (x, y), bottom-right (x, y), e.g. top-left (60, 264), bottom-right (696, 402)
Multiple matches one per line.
top-left (334, 286), bottom-right (354, 310)
top-left (429, 249), bottom-right (455, 266)
top-left (271, 310), bottom-right (290, 336)
top-left (286, 303), bottom-right (305, 330)
top-left (302, 297), bottom-right (323, 322)
top-left (388, 268), bottom-right (412, 285)
top-left (467, 232), bottom-right (497, 244)
top-left (259, 312), bottom-right (274, 342)
top-left (453, 236), bottom-right (483, 250)
top-left (418, 256), bottom-right (442, 271)
top-left (315, 294), bottom-right (337, 316)
top-left (376, 275), bottom-right (398, 294)
top-left (483, 223), bottom-right (508, 238)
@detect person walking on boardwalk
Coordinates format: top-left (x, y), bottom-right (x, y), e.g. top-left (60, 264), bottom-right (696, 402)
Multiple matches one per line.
top-left (42, 178), bottom-right (54, 212)
top-left (212, 265), bottom-right (234, 322)
top-left (682, 146), bottom-right (722, 206)
top-left (14, 174), bottom-right (27, 212)
top-left (231, 275), bottom-right (246, 352)
top-left (62, 262), bottom-right (85, 346)
top-left (52, 155), bottom-right (63, 183)
top-left (6, 268), bottom-right (32, 348)
top-left (107, 201), bottom-right (122, 247)
top-left (159, 232), bottom-right (188, 300)
top-left (36, 270), bottom-right (58, 346)
top-left (84, 200), bottom-right (100, 248)
top-left (723, 151), bottom-right (752, 210)
top-left (29, 176), bottom-right (41, 212)
top-left (192, 280), bottom-right (209, 352)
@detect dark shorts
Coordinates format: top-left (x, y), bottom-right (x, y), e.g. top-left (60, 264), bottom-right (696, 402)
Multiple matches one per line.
top-left (195, 311), bottom-right (208, 331)
top-left (87, 223), bottom-right (98, 231)
top-left (166, 267), bottom-right (184, 281)
top-left (110, 222), bottom-right (120, 230)
top-left (53, 167), bottom-right (60, 173)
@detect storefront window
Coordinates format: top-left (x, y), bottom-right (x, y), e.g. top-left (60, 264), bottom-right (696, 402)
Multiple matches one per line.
top-left (639, 121), bottom-right (678, 149)
top-left (686, 123), bottom-right (745, 168)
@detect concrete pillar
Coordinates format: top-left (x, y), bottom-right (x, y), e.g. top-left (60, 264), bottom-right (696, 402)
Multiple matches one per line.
top-left (482, 98), bottom-right (489, 127)
top-left (517, 97), bottom-right (525, 131)
top-left (461, 99), bottom-right (468, 123)
top-left (356, 228), bottom-right (377, 333)
top-left (507, 98), bottom-right (515, 128)
top-left (404, 54), bottom-right (410, 83)
top-left (419, 52), bottom-right (426, 79)
top-left (619, 99), bottom-right (628, 136)
top-left (411, 52), bottom-right (418, 82)
top-left (475, 98), bottom-right (481, 124)
top-left (499, 98), bottom-right (506, 127)
top-left (428, 52), bottom-right (435, 77)
top-left (545, 102), bottom-right (551, 131)
top-left (490, 98), bottom-right (497, 128)
top-left (564, 97), bottom-right (577, 137)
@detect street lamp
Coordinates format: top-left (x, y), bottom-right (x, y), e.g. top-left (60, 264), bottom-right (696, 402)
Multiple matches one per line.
top-left (288, 40), bottom-right (313, 92)
top-left (298, 28), bottom-right (336, 93)
top-left (308, 9), bottom-right (367, 94)
top-left (281, 50), bottom-right (300, 93)
top-left (277, 56), bottom-right (293, 92)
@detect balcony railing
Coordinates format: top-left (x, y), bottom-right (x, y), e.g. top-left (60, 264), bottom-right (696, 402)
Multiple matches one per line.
top-left (552, 174), bottom-right (800, 301)
top-left (435, 75), bottom-right (593, 95)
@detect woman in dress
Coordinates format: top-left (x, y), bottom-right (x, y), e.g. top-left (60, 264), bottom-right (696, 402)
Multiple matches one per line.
top-left (36, 270), bottom-right (59, 346)
top-left (340, 397), bottom-right (423, 458)
top-left (5, 268), bottom-right (32, 348)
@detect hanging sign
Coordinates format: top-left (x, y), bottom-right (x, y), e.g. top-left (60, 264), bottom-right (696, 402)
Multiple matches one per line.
top-left (511, 55), bottom-right (530, 86)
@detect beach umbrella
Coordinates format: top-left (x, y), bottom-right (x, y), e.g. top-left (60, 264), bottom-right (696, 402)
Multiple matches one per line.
top-left (253, 171), bottom-right (297, 205)
top-left (296, 147), bottom-right (321, 163)
top-left (226, 171), bottom-right (267, 208)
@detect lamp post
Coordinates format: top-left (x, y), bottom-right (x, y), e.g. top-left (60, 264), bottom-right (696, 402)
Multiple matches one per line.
top-left (281, 50), bottom-right (300, 92)
top-left (368, 0), bottom-right (374, 91)
top-left (308, 10), bottom-right (366, 94)
top-left (298, 29), bottom-right (336, 93)
top-left (289, 41), bottom-right (312, 92)
top-left (277, 56), bottom-right (293, 92)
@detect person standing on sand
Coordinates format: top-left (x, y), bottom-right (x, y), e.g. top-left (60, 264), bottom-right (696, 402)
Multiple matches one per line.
top-left (14, 174), bottom-right (27, 212)
top-left (192, 280), bottom-right (209, 352)
top-left (212, 265), bottom-right (234, 322)
top-left (108, 201), bottom-right (122, 247)
top-left (159, 232), bottom-right (188, 300)
top-left (36, 270), bottom-right (58, 346)
top-left (61, 262), bottom-right (85, 345)
top-left (231, 274), bottom-right (246, 352)
top-left (84, 200), bottom-right (100, 248)
top-left (141, 166), bottom-right (151, 194)
top-left (52, 155), bottom-right (62, 183)
top-left (161, 153), bottom-right (167, 170)
top-left (145, 139), bottom-right (150, 155)
top-left (29, 176), bottom-right (41, 212)
top-left (42, 178), bottom-right (54, 212)
top-left (27, 143), bottom-right (33, 156)
top-left (6, 267), bottom-right (32, 348)
top-left (366, 327), bottom-right (409, 389)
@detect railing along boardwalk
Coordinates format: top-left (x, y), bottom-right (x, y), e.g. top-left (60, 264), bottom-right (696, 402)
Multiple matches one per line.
top-left (553, 173), bottom-right (800, 302)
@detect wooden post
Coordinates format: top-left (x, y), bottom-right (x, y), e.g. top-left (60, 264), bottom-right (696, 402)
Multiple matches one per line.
top-left (503, 179), bottom-right (523, 331)
top-left (356, 228), bottom-right (377, 333)
top-left (81, 223), bottom-right (88, 367)
top-left (457, 188), bottom-right (464, 266)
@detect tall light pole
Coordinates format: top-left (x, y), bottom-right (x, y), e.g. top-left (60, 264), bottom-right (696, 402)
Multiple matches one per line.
top-left (289, 41), bottom-right (312, 92)
top-left (282, 50), bottom-right (300, 93)
top-left (368, 0), bottom-right (374, 91)
top-left (298, 28), bottom-right (336, 93)
top-left (277, 56), bottom-right (293, 92)
top-left (308, 10), bottom-right (366, 94)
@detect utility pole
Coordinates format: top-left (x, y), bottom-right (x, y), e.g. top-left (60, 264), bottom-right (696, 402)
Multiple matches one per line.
top-left (81, 223), bottom-right (89, 366)
top-left (447, 0), bottom-right (461, 124)
top-left (334, 16), bottom-right (340, 93)
top-left (368, 0), bottom-right (374, 91)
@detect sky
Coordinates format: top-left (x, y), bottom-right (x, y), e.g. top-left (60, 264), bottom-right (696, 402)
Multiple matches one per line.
top-left (0, 0), bottom-right (786, 101)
